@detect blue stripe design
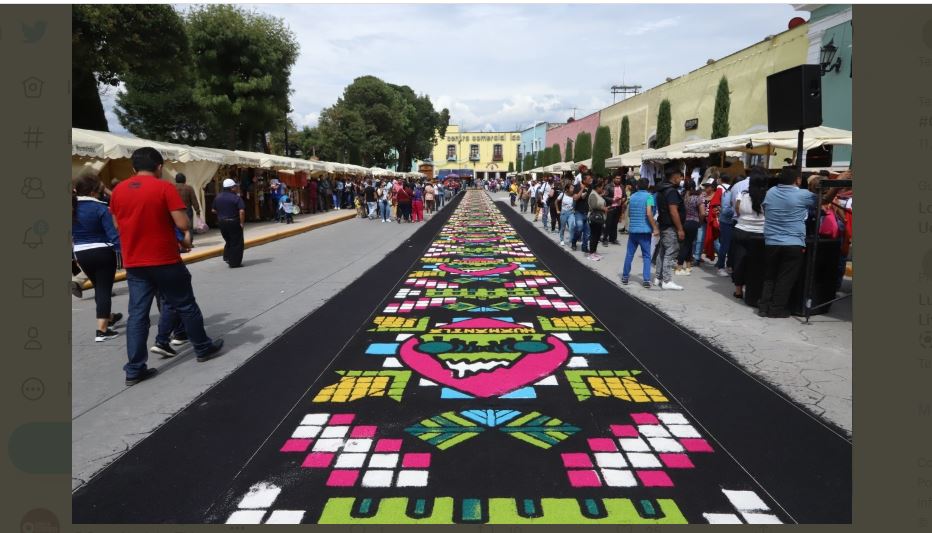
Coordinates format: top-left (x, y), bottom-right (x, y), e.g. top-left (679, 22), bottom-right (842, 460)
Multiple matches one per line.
top-left (568, 343), bottom-right (608, 354)
top-left (365, 343), bottom-right (400, 355)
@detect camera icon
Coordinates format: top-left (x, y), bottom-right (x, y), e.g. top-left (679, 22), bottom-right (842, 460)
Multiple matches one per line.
top-left (921, 330), bottom-right (932, 349)
top-left (22, 76), bottom-right (44, 98)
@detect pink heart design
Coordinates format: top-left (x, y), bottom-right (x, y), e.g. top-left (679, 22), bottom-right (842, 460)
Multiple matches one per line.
top-left (398, 336), bottom-right (569, 397)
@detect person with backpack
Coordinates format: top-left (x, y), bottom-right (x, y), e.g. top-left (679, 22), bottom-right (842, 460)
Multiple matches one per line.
top-left (538, 177), bottom-right (553, 227)
top-left (620, 178), bottom-right (660, 287)
top-left (652, 164), bottom-right (686, 291)
top-left (396, 181), bottom-right (413, 223)
top-left (519, 183), bottom-right (531, 213)
top-left (412, 182), bottom-right (425, 222)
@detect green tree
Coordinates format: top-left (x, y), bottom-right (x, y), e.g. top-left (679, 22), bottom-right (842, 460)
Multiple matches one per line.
top-left (524, 153), bottom-right (535, 172)
top-left (712, 76), bottom-right (731, 139)
top-left (565, 138), bottom-right (574, 162)
top-left (186, 5), bottom-right (298, 150)
top-left (508, 162), bottom-right (514, 172)
top-left (619, 116), bottom-right (630, 154)
top-left (389, 83), bottom-right (450, 171)
top-left (574, 131), bottom-right (592, 162)
top-left (656, 99), bottom-right (672, 148)
top-left (73, 5), bottom-right (190, 131)
top-left (551, 143), bottom-right (561, 164)
top-left (591, 126), bottom-right (612, 177)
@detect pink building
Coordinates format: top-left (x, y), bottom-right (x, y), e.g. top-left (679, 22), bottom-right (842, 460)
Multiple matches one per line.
top-left (544, 111), bottom-right (601, 160)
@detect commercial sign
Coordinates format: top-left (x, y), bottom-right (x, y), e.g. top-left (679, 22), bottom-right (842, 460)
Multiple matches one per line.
top-left (684, 118), bottom-right (699, 130)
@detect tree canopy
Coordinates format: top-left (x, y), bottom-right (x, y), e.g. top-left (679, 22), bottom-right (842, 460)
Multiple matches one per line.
top-left (551, 143), bottom-right (561, 165)
top-left (712, 76), bottom-right (731, 139)
top-left (619, 116), bottom-right (630, 155)
top-left (656, 99), bottom-right (672, 148)
top-left (564, 139), bottom-right (574, 162)
top-left (591, 126), bottom-right (612, 177)
top-left (574, 131), bottom-right (592, 162)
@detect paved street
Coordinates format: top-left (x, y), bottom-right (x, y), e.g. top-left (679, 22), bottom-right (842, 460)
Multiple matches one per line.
top-left (71, 204), bottom-right (449, 491)
top-left (492, 192), bottom-right (852, 434)
top-left (72, 191), bottom-right (850, 524)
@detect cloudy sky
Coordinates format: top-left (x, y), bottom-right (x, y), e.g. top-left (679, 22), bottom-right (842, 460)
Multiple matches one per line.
top-left (103, 3), bottom-right (804, 134)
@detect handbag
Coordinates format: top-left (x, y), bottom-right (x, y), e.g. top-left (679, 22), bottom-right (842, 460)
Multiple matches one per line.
top-left (589, 210), bottom-right (605, 224)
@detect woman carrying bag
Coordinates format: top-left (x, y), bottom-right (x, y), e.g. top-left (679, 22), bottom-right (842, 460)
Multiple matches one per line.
top-left (586, 178), bottom-right (608, 261)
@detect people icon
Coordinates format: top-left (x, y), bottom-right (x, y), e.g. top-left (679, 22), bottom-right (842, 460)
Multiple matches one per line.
top-left (22, 177), bottom-right (45, 199)
top-left (24, 327), bottom-right (42, 350)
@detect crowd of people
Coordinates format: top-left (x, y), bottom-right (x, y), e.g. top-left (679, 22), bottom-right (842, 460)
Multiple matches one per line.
top-left (71, 146), bottom-right (463, 386)
top-left (508, 160), bottom-right (853, 318)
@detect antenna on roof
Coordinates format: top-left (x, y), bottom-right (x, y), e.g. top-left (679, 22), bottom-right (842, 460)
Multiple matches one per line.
top-left (610, 85), bottom-right (642, 103)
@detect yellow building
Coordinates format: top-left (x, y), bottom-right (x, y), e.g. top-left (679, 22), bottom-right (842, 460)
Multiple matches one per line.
top-left (599, 23), bottom-right (809, 157)
top-left (428, 125), bottom-right (521, 181)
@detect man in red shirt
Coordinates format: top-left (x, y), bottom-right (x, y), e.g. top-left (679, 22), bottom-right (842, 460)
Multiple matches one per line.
top-left (109, 147), bottom-right (223, 386)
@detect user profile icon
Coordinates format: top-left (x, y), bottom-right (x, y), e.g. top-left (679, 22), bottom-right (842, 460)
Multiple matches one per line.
top-left (21, 177), bottom-right (45, 200)
top-left (22, 76), bottom-right (43, 98)
top-left (921, 330), bottom-right (932, 349)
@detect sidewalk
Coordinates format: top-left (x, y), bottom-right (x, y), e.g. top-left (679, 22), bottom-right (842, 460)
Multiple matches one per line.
top-left (492, 192), bottom-right (852, 434)
top-left (71, 202), bottom-right (453, 491)
top-left (78, 209), bottom-right (356, 288)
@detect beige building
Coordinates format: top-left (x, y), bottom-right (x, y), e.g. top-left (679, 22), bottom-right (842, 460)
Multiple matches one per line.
top-left (599, 23), bottom-right (810, 156)
top-left (428, 125), bottom-right (521, 181)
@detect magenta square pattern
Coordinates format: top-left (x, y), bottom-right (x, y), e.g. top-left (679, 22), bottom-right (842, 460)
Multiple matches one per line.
top-left (280, 439), bottom-right (313, 453)
top-left (566, 469), bottom-right (602, 487)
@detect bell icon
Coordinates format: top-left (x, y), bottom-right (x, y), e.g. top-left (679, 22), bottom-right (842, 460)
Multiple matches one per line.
top-left (23, 227), bottom-right (42, 248)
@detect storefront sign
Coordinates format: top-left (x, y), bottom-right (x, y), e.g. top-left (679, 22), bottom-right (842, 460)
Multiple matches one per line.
top-left (685, 118), bottom-right (699, 130)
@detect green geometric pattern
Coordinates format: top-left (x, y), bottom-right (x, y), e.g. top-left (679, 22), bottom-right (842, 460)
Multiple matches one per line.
top-left (498, 411), bottom-right (580, 449)
top-left (564, 369), bottom-right (640, 401)
top-left (444, 302), bottom-right (477, 311)
top-left (405, 411), bottom-right (485, 450)
top-left (405, 410), bottom-right (579, 450)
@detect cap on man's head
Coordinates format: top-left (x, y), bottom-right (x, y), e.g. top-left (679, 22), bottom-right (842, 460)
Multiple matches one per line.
top-left (222, 178), bottom-right (237, 189)
top-left (702, 177), bottom-right (716, 186)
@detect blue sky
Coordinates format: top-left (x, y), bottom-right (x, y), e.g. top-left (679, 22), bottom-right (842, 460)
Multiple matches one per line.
top-left (103, 3), bottom-right (804, 134)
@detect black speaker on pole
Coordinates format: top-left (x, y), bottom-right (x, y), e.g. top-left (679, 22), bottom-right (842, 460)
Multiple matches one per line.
top-left (766, 64), bottom-right (823, 132)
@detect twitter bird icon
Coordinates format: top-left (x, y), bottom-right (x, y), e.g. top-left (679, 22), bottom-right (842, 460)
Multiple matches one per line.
top-left (22, 21), bottom-right (46, 44)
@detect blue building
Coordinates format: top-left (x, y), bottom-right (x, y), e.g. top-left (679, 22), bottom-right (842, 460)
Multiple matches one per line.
top-left (797, 3), bottom-right (852, 167)
top-left (519, 122), bottom-right (554, 170)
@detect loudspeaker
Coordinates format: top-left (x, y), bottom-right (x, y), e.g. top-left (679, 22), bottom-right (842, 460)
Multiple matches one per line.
top-left (766, 65), bottom-right (822, 132)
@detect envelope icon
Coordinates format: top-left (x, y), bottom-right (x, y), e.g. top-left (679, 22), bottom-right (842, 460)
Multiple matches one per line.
top-left (22, 278), bottom-right (44, 298)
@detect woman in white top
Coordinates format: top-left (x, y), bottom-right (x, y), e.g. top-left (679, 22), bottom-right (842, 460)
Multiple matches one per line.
top-left (731, 172), bottom-right (767, 300)
top-left (556, 183), bottom-right (576, 246)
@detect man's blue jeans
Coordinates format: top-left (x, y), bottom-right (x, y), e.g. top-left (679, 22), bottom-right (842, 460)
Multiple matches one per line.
top-left (367, 201), bottom-right (377, 218)
top-left (571, 211), bottom-right (591, 251)
top-left (379, 200), bottom-right (390, 221)
top-left (125, 263), bottom-right (213, 378)
top-left (622, 232), bottom-right (653, 281)
top-left (716, 222), bottom-right (735, 269)
top-left (559, 210), bottom-right (575, 242)
top-left (694, 224), bottom-right (706, 262)
top-left (155, 294), bottom-right (186, 346)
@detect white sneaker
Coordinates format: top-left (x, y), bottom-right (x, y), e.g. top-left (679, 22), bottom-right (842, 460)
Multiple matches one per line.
top-left (661, 280), bottom-right (684, 291)
top-left (717, 268), bottom-right (730, 277)
top-left (560, 240), bottom-right (565, 246)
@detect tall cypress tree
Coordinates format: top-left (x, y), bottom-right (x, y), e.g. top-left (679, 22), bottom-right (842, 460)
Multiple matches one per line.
top-left (656, 99), bottom-right (672, 148)
top-left (565, 138), bottom-right (574, 162)
top-left (575, 131), bottom-right (592, 162)
top-left (619, 116), bottom-right (630, 154)
top-left (591, 126), bottom-right (612, 177)
top-left (551, 143), bottom-right (561, 164)
top-left (508, 161), bottom-right (514, 172)
top-left (712, 76), bottom-right (731, 139)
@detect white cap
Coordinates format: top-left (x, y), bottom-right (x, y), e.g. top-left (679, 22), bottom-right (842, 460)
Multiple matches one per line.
top-left (222, 178), bottom-right (236, 188)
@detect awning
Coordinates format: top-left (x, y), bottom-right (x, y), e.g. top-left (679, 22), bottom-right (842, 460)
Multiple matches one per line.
top-left (605, 149), bottom-right (648, 168)
top-left (683, 126), bottom-right (852, 154)
top-left (642, 139), bottom-right (713, 161)
top-left (544, 161), bottom-right (579, 173)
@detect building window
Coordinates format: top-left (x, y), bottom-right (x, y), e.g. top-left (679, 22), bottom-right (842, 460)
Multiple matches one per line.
top-left (492, 144), bottom-right (503, 161)
top-left (469, 144), bottom-right (480, 161)
top-left (447, 144), bottom-right (456, 161)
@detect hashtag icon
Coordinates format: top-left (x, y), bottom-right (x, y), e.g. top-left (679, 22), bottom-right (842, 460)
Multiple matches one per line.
top-left (23, 127), bottom-right (44, 149)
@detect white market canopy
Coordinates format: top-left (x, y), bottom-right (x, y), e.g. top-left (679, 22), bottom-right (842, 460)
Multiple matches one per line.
top-left (641, 139), bottom-right (715, 162)
top-left (605, 149), bottom-right (649, 168)
top-left (543, 161), bottom-right (579, 173)
top-left (682, 126), bottom-right (852, 155)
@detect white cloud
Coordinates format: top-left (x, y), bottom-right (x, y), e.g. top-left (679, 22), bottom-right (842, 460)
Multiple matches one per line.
top-left (100, 4), bottom-right (801, 136)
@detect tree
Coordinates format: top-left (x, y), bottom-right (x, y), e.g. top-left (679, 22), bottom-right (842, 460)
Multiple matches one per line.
top-left (619, 116), bottom-right (630, 154)
top-left (73, 5), bottom-right (191, 130)
top-left (186, 5), bottom-right (298, 150)
top-left (524, 153), bottom-right (535, 172)
top-left (591, 126), bottom-right (612, 177)
top-left (712, 76), bottom-right (731, 139)
top-left (389, 83), bottom-right (450, 171)
top-left (508, 162), bottom-right (514, 172)
top-left (551, 143), bottom-right (561, 164)
top-left (656, 99), bottom-right (672, 148)
top-left (565, 139), bottom-right (574, 162)
top-left (574, 131), bottom-right (592, 162)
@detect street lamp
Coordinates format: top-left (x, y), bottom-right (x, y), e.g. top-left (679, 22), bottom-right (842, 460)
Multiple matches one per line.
top-left (820, 38), bottom-right (842, 75)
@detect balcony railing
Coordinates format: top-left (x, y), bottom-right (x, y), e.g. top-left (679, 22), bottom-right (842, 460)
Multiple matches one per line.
top-left (492, 154), bottom-right (503, 161)
top-left (447, 155), bottom-right (457, 161)
top-left (469, 154), bottom-right (480, 161)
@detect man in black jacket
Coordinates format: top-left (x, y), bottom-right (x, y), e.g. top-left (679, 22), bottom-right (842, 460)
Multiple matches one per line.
top-left (652, 164), bottom-right (686, 290)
